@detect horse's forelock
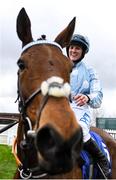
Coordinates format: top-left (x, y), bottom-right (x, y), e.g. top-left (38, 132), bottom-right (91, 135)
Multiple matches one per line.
top-left (37, 34), bottom-right (46, 41)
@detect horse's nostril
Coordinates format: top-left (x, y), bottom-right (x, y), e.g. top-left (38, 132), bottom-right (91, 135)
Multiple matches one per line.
top-left (36, 126), bottom-right (56, 152)
top-left (35, 126), bottom-right (64, 161)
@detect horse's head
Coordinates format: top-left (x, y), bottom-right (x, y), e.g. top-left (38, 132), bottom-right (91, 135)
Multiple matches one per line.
top-left (16, 8), bottom-right (83, 177)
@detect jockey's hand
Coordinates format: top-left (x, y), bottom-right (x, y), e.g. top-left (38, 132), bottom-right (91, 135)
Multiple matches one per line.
top-left (73, 94), bottom-right (89, 106)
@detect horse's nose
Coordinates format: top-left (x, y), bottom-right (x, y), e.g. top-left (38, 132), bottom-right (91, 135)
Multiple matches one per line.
top-left (35, 125), bottom-right (83, 162)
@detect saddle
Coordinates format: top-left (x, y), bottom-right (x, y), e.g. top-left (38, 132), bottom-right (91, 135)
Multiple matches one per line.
top-left (80, 131), bottom-right (111, 179)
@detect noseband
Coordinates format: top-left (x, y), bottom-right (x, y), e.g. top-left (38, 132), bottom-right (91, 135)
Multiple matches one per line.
top-left (15, 41), bottom-right (71, 179)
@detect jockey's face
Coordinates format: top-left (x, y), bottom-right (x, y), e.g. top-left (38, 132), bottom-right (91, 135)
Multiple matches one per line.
top-left (69, 45), bottom-right (83, 62)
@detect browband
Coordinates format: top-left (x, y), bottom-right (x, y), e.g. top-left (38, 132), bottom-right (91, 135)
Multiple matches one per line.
top-left (22, 40), bottom-right (62, 53)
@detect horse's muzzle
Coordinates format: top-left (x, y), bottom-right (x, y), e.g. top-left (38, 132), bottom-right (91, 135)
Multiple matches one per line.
top-left (35, 125), bottom-right (83, 174)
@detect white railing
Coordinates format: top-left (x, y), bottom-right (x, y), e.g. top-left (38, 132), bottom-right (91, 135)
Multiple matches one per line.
top-left (0, 124), bottom-right (17, 145)
top-left (0, 125), bottom-right (116, 145)
top-left (104, 129), bottom-right (116, 140)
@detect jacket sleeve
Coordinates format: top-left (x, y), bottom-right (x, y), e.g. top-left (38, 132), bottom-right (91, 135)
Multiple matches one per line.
top-left (87, 67), bottom-right (103, 108)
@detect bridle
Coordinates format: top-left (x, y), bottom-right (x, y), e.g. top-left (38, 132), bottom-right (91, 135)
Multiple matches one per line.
top-left (17, 40), bottom-right (64, 135)
top-left (17, 40), bottom-right (70, 137)
top-left (13, 41), bottom-right (71, 179)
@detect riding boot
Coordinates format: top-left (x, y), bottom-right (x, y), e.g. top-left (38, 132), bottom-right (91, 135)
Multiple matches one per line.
top-left (84, 138), bottom-right (110, 179)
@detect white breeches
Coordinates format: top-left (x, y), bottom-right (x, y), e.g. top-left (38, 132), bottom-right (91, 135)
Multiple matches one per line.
top-left (70, 103), bottom-right (91, 142)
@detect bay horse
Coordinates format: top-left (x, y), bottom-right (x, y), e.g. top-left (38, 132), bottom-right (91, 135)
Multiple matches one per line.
top-left (13, 8), bottom-right (116, 179)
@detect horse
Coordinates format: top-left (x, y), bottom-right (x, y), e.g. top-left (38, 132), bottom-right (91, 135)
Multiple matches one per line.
top-left (13, 8), bottom-right (83, 179)
top-left (13, 8), bottom-right (116, 179)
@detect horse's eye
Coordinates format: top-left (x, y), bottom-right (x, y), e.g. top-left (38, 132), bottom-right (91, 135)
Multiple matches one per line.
top-left (17, 59), bottom-right (25, 70)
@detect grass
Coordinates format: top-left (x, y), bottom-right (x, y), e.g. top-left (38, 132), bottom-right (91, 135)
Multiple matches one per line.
top-left (0, 144), bottom-right (17, 179)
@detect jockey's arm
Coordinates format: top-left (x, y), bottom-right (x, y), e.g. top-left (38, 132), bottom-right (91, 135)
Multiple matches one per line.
top-left (86, 68), bottom-right (103, 108)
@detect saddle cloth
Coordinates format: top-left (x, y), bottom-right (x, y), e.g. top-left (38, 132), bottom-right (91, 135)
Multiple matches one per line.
top-left (81, 131), bottom-right (111, 179)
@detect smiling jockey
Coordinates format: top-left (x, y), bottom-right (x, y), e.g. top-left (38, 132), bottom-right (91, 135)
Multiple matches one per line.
top-left (66, 34), bottom-right (110, 178)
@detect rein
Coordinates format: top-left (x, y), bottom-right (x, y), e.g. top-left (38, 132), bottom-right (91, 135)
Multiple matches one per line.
top-left (12, 137), bottom-right (48, 179)
top-left (0, 119), bottom-right (19, 134)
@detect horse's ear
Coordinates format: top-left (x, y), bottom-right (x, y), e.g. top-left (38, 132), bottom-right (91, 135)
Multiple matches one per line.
top-left (54, 17), bottom-right (76, 48)
top-left (16, 8), bottom-right (33, 47)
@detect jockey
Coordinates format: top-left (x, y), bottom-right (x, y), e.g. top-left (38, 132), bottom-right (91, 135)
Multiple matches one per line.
top-left (66, 34), bottom-right (110, 178)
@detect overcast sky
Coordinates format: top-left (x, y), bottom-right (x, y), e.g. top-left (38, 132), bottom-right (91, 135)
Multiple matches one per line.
top-left (0, 0), bottom-right (116, 116)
